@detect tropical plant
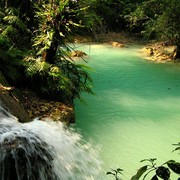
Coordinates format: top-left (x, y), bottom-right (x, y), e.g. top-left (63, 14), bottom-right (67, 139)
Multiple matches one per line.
top-left (131, 158), bottom-right (180, 180)
top-left (0, 6), bottom-right (30, 83)
top-left (106, 168), bottom-right (123, 180)
top-left (107, 142), bottom-right (180, 180)
top-left (22, 0), bottom-right (94, 103)
top-left (0, 0), bottom-right (94, 104)
top-left (24, 56), bottom-right (93, 103)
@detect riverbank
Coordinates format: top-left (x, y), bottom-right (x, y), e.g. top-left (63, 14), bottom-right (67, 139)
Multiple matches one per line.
top-left (1, 32), bottom-right (177, 124)
top-left (74, 32), bottom-right (140, 45)
top-left (139, 41), bottom-right (177, 63)
top-left (18, 37), bottom-right (179, 124)
top-left (74, 32), bottom-right (178, 63)
top-left (20, 89), bottom-right (75, 124)
top-left (0, 85), bottom-right (74, 124)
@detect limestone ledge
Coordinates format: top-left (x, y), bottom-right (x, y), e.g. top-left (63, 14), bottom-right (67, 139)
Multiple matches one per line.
top-left (140, 42), bottom-right (177, 63)
top-left (21, 90), bottom-right (75, 124)
top-left (0, 85), bottom-right (75, 124)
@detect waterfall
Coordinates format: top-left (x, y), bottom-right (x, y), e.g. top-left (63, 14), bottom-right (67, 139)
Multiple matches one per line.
top-left (0, 105), bottom-right (102, 180)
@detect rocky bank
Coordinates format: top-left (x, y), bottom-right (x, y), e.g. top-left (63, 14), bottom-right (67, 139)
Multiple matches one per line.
top-left (140, 42), bottom-right (177, 63)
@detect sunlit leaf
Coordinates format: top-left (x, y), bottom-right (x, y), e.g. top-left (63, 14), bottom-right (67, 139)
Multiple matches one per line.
top-left (117, 168), bottom-right (123, 173)
top-left (140, 158), bottom-right (157, 163)
top-left (131, 165), bottom-right (148, 180)
top-left (106, 172), bottom-right (115, 175)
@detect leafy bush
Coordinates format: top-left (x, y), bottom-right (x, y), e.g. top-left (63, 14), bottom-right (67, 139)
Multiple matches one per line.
top-left (24, 55), bottom-right (93, 103)
top-left (0, 6), bottom-right (30, 84)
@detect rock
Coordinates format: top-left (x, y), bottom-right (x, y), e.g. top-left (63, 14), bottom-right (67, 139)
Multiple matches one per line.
top-left (0, 87), bottom-right (31, 123)
top-left (140, 42), bottom-right (176, 62)
top-left (43, 104), bottom-right (75, 124)
top-left (111, 41), bottom-right (126, 48)
top-left (140, 47), bottom-right (154, 56)
top-left (70, 50), bottom-right (87, 57)
top-left (21, 90), bottom-right (75, 124)
top-left (0, 71), bottom-right (31, 123)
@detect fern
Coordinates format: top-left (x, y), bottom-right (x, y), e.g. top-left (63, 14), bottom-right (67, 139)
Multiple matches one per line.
top-left (5, 7), bottom-right (19, 16)
top-left (0, 34), bottom-right (10, 49)
top-left (3, 15), bottom-right (26, 30)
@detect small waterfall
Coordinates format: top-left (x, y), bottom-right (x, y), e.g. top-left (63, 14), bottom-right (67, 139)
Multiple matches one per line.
top-left (0, 105), bottom-right (102, 180)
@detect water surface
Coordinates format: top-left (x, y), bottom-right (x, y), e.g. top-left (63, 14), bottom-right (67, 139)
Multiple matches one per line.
top-left (74, 44), bottom-right (180, 179)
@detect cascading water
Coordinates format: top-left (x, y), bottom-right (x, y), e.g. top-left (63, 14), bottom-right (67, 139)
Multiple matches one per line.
top-left (0, 104), bottom-right (103, 180)
top-left (0, 125), bottom-right (57, 180)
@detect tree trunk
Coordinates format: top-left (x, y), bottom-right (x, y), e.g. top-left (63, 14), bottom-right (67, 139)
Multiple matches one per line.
top-left (45, 33), bottom-right (59, 64)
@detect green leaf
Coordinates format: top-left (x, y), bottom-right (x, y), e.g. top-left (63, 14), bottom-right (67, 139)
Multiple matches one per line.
top-left (131, 165), bottom-right (148, 180)
top-left (156, 166), bottom-right (170, 180)
top-left (117, 168), bottom-right (123, 173)
top-left (173, 147), bottom-right (180, 152)
top-left (106, 171), bottom-right (115, 175)
top-left (167, 160), bottom-right (180, 174)
top-left (172, 143), bottom-right (180, 152)
top-left (140, 158), bottom-right (157, 163)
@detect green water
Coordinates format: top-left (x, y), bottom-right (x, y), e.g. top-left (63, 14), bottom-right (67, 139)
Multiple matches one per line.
top-left (74, 44), bottom-right (180, 179)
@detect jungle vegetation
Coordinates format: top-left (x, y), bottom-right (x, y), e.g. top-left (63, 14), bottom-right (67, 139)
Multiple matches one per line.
top-left (0, 1), bottom-right (179, 179)
top-left (0, 0), bottom-right (180, 102)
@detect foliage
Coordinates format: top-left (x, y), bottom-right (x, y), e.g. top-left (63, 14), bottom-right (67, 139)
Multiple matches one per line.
top-left (126, 0), bottom-right (180, 45)
top-left (0, 6), bottom-right (30, 83)
top-left (32, 0), bottom-right (88, 62)
top-left (21, 0), bottom-right (94, 103)
top-left (0, 0), bottom-right (94, 103)
top-left (153, 0), bottom-right (180, 46)
top-left (1, 0), bottom-right (180, 102)
top-left (107, 143), bottom-right (180, 180)
top-left (131, 158), bottom-right (180, 180)
top-left (89, 0), bottom-right (127, 32)
top-left (106, 168), bottom-right (123, 180)
top-left (24, 55), bottom-right (93, 102)
top-left (173, 142), bottom-right (180, 153)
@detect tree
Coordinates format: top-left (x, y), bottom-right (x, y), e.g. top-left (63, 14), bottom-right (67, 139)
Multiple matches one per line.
top-left (154, 0), bottom-right (180, 59)
top-left (0, 0), bottom-right (94, 103)
top-left (23, 0), bottom-right (94, 103)
top-left (127, 0), bottom-right (180, 59)
top-left (89, 0), bottom-right (128, 33)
